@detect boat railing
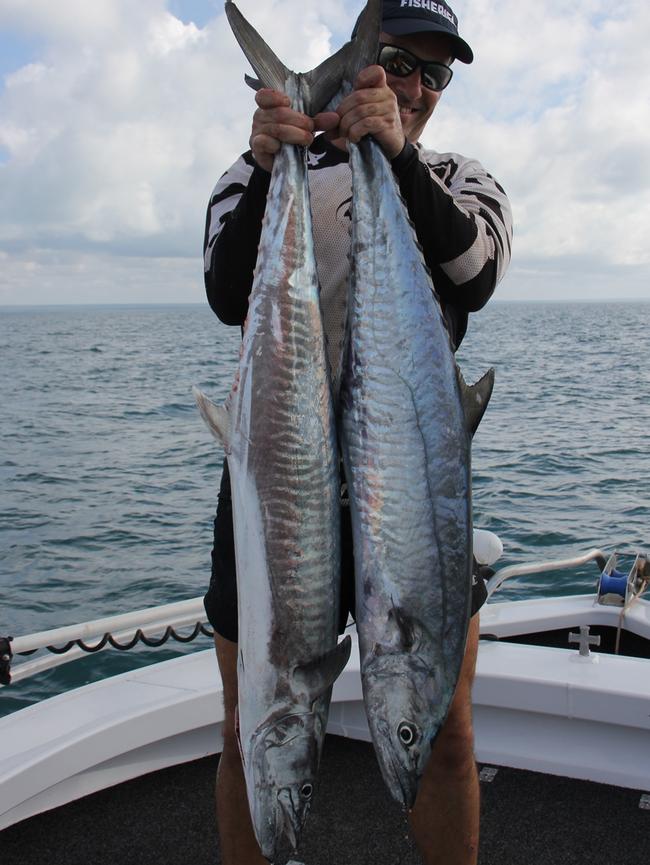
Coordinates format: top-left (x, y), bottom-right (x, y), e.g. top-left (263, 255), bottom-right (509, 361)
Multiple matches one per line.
top-left (486, 549), bottom-right (608, 599)
top-left (1, 597), bottom-right (211, 687)
top-left (3, 546), bottom-right (645, 686)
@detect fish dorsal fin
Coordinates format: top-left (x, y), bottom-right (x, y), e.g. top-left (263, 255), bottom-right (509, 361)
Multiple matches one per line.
top-left (193, 385), bottom-right (230, 448)
top-left (292, 636), bottom-right (352, 702)
top-left (456, 366), bottom-right (495, 436)
top-left (225, 0), bottom-right (290, 93)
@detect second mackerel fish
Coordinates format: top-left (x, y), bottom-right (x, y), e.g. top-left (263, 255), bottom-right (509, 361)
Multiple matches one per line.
top-left (340, 133), bottom-right (494, 808)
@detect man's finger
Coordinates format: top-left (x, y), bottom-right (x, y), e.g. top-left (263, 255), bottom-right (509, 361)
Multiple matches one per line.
top-left (355, 64), bottom-right (387, 90)
top-left (256, 107), bottom-right (315, 133)
top-left (338, 101), bottom-right (393, 140)
top-left (257, 123), bottom-right (314, 147)
top-left (347, 115), bottom-right (392, 143)
top-left (313, 111), bottom-right (340, 132)
top-left (251, 133), bottom-right (282, 156)
top-left (337, 87), bottom-right (392, 122)
top-left (255, 89), bottom-right (291, 109)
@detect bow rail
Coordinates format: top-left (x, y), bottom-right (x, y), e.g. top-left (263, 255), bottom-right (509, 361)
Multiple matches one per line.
top-left (1, 597), bottom-right (211, 687)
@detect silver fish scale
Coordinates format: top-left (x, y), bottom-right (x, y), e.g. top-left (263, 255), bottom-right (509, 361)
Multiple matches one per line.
top-left (217, 98), bottom-right (344, 855)
top-left (341, 138), bottom-right (472, 802)
top-left (235, 134), bottom-right (341, 674)
top-left (344, 141), bottom-right (470, 647)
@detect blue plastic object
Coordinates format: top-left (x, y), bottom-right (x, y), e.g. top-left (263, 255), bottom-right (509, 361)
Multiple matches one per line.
top-left (599, 568), bottom-right (628, 599)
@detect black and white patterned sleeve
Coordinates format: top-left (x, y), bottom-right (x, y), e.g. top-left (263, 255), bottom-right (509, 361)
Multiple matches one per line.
top-left (391, 142), bottom-right (513, 312)
top-left (203, 151), bottom-right (271, 325)
top-left (433, 153), bottom-right (512, 289)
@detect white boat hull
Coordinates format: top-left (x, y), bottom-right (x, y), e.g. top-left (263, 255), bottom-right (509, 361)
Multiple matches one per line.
top-left (2, 594), bottom-right (650, 830)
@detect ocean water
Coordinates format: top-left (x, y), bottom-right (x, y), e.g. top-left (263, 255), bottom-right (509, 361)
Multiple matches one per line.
top-left (1, 301), bottom-right (649, 716)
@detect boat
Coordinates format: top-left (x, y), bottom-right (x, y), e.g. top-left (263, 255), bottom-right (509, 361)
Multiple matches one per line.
top-left (2, 535), bottom-right (650, 863)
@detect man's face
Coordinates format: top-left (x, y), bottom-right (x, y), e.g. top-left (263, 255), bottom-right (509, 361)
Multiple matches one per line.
top-left (379, 30), bottom-right (453, 143)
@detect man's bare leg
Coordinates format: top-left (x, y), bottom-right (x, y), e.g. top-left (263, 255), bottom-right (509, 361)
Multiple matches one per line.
top-left (408, 615), bottom-right (481, 865)
top-left (214, 633), bottom-right (267, 865)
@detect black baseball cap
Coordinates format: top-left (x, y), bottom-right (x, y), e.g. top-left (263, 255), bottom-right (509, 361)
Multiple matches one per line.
top-left (353, 0), bottom-right (474, 64)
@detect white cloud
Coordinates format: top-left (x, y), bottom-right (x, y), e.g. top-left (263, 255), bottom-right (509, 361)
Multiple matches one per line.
top-left (148, 11), bottom-right (203, 55)
top-left (0, 247), bottom-right (205, 306)
top-left (0, 0), bottom-right (139, 43)
top-left (425, 0), bottom-right (650, 279)
top-left (0, 0), bottom-right (649, 304)
top-left (5, 61), bottom-right (47, 87)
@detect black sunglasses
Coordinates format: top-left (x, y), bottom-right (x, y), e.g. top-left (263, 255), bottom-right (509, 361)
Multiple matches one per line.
top-left (377, 43), bottom-right (453, 92)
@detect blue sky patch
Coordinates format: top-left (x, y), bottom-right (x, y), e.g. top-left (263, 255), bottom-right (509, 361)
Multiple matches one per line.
top-left (168, 0), bottom-right (221, 28)
top-left (0, 30), bottom-right (43, 82)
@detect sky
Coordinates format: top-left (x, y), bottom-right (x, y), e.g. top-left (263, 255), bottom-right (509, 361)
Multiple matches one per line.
top-left (0, 0), bottom-right (649, 305)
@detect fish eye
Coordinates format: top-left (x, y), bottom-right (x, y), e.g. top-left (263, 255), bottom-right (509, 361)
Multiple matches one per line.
top-left (397, 722), bottom-right (418, 748)
top-left (300, 783), bottom-right (313, 799)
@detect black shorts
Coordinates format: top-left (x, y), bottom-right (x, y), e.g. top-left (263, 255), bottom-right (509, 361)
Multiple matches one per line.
top-left (204, 461), bottom-right (488, 642)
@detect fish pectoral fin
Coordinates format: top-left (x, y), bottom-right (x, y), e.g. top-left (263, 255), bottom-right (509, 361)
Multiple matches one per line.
top-left (457, 366), bottom-right (495, 437)
top-left (192, 386), bottom-right (230, 448)
top-left (292, 636), bottom-right (352, 701)
top-left (225, 1), bottom-right (289, 92)
top-left (388, 606), bottom-right (424, 652)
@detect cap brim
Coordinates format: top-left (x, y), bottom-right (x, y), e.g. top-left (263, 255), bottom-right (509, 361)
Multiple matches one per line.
top-left (382, 20), bottom-right (474, 64)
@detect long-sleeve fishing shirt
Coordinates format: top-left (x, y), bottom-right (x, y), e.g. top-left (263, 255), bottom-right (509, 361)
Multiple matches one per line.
top-left (203, 135), bottom-right (513, 395)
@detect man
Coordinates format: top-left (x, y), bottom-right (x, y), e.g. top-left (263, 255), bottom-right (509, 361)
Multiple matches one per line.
top-left (202, 1), bottom-right (512, 862)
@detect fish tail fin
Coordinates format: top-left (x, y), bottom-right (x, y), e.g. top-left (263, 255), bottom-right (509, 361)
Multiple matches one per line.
top-left (301, 42), bottom-right (357, 116)
top-left (192, 385), bottom-right (230, 447)
top-left (339, 0), bottom-right (382, 86)
top-left (225, 1), bottom-right (290, 93)
top-left (226, 0), bottom-right (382, 115)
top-left (302, 0), bottom-right (382, 113)
top-left (457, 367), bottom-right (495, 436)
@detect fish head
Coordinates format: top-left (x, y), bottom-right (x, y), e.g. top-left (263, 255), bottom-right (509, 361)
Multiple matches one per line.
top-left (362, 625), bottom-right (446, 809)
top-left (245, 708), bottom-right (324, 859)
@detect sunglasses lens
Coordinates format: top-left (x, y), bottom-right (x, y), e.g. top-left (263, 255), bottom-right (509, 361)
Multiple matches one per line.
top-left (378, 46), bottom-right (417, 78)
top-left (378, 45), bottom-right (452, 92)
top-left (422, 65), bottom-right (452, 92)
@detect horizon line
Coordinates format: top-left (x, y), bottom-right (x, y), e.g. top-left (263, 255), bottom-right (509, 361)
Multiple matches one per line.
top-left (1, 297), bottom-right (649, 310)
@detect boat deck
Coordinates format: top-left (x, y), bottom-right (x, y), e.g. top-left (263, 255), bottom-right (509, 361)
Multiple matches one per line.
top-left (2, 734), bottom-right (648, 865)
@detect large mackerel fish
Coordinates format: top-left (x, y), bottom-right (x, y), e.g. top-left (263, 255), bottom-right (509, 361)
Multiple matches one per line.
top-left (193, 0), bottom-right (381, 857)
top-left (340, 135), bottom-right (494, 808)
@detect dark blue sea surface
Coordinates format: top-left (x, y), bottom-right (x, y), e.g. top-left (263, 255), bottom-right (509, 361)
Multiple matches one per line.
top-left (1, 301), bottom-right (649, 716)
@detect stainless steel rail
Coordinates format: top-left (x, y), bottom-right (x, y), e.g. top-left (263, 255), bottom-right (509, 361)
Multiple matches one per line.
top-left (2, 597), bottom-right (209, 686)
top-left (486, 549), bottom-right (607, 598)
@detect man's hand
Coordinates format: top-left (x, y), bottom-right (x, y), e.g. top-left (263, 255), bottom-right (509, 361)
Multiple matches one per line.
top-left (250, 89), bottom-right (339, 173)
top-left (334, 66), bottom-right (406, 160)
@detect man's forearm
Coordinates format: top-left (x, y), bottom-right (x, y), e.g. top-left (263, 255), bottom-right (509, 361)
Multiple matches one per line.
top-left (391, 142), bottom-right (511, 311)
top-left (204, 159), bottom-right (271, 325)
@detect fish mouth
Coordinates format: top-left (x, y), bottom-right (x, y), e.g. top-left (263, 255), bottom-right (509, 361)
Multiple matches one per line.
top-left (276, 787), bottom-right (307, 852)
top-left (385, 748), bottom-right (418, 809)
